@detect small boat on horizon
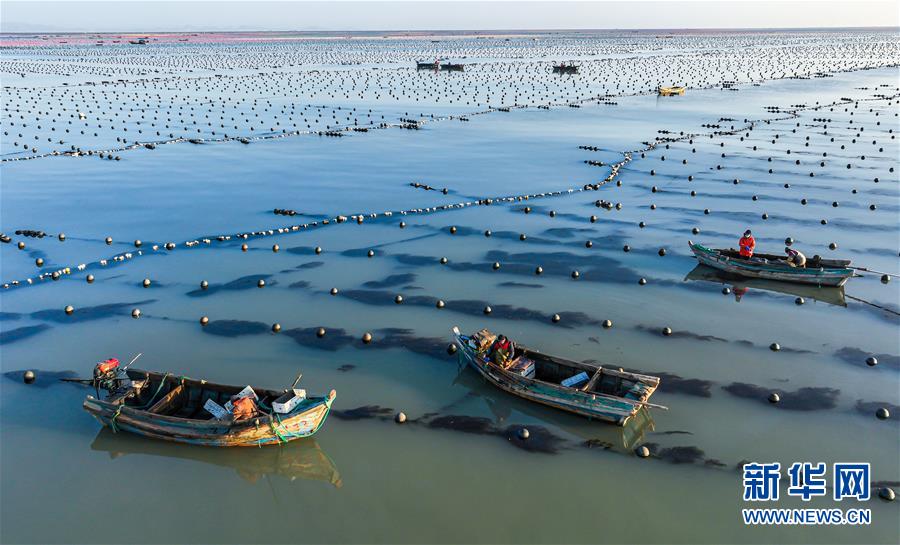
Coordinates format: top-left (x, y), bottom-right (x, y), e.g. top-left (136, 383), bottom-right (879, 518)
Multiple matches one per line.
top-left (689, 241), bottom-right (854, 287)
top-left (451, 327), bottom-right (663, 426)
top-left (658, 85), bottom-right (686, 96)
top-left (83, 365), bottom-right (336, 447)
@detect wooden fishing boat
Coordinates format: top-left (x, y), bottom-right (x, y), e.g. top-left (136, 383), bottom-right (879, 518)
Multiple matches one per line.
top-left (91, 428), bottom-right (342, 486)
top-left (684, 264), bottom-right (847, 307)
top-left (83, 369), bottom-right (336, 447)
top-left (658, 86), bottom-right (685, 96)
top-left (553, 64), bottom-right (579, 74)
top-left (451, 365), bottom-right (656, 450)
top-left (451, 327), bottom-right (662, 426)
top-left (689, 241), bottom-right (854, 287)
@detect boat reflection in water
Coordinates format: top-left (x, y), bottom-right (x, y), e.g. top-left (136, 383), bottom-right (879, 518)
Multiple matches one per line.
top-left (452, 365), bottom-right (655, 452)
top-left (684, 264), bottom-right (847, 307)
top-left (91, 428), bottom-right (342, 487)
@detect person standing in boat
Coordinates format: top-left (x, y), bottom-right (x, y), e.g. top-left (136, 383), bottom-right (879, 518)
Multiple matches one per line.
top-left (489, 334), bottom-right (513, 366)
top-left (739, 230), bottom-right (756, 259)
top-left (784, 247), bottom-right (806, 267)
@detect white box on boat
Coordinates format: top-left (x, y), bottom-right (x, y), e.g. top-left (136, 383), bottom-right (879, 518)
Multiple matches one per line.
top-left (273, 388), bottom-right (307, 414)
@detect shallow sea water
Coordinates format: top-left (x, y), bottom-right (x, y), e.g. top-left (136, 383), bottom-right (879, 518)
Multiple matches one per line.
top-left (1, 31), bottom-right (899, 544)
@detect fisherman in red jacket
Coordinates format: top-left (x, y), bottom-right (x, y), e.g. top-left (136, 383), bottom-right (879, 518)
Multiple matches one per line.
top-left (739, 230), bottom-right (756, 259)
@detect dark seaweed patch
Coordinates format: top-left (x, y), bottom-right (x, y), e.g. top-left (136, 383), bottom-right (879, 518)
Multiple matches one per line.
top-left (636, 325), bottom-right (728, 343)
top-left (283, 327), bottom-right (355, 351)
top-left (288, 280), bottom-right (311, 289)
top-left (186, 275), bottom-right (275, 297)
top-left (834, 347), bottom-right (900, 371)
top-left (362, 273), bottom-right (417, 288)
top-left (336, 364), bottom-right (356, 372)
top-left (0, 312), bottom-right (24, 321)
top-left (643, 442), bottom-right (708, 464)
top-left (497, 282), bottom-right (543, 289)
top-left (0, 324), bottom-right (51, 344)
top-left (854, 400), bottom-right (898, 418)
top-left (2, 369), bottom-right (79, 387)
top-left (31, 300), bottom-right (156, 323)
top-left (201, 320), bottom-right (269, 337)
top-left (722, 382), bottom-right (839, 410)
top-left (296, 261), bottom-right (325, 269)
top-left (652, 372), bottom-right (714, 398)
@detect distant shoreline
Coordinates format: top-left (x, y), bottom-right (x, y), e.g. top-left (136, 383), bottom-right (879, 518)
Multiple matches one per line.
top-left (2, 26), bottom-right (898, 37)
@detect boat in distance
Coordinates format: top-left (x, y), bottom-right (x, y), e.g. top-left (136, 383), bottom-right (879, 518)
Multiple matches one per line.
top-left (451, 327), bottom-right (662, 426)
top-left (83, 368), bottom-right (336, 447)
top-left (688, 241), bottom-right (854, 287)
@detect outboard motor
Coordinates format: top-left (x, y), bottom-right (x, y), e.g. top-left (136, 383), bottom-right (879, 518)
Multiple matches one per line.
top-left (93, 358), bottom-right (122, 395)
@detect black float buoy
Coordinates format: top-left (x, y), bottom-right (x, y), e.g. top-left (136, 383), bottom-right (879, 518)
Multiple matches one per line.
top-left (241, 244), bottom-right (248, 252)
top-left (535, 266), bottom-right (543, 275)
top-left (142, 278), bottom-right (151, 288)
top-left (585, 241), bottom-right (593, 248)
top-left (876, 407), bottom-right (890, 420)
top-left (257, 279), bottom-right (266, 288)
top-left (662, 327), bottom-right (672, 336)
top-left (35, 257), bottom-right (44, 267)
top-left (638, 278), bottom-right (647, 286)
top-left (636, 445), bottom-right (650, 458)
top-left (484, 229), bottom-right (492, 237)
top-left (722, 287), bottom-right (731, 295)
top-left (436, 300), bottom-right (445, 309)
top-left (272, 323), bottom-right (281, 333)
top-left (881, 275), bottom-right (890, 284)
top-left (879, 487), bottom-right (896, 502)
top-left (367, 250), bottom-right (375, 258)
top-left (551, 314), bottom-right (561, 323)
top-left (315, 246), bottom-right (322, 254)
top-left (316, 327), bottom-right (326, 338)
top-left (65, 305), bottom-right (74, 315)
top-left (795, 297), bottom-right (804, 305)
top-left (105, 237), bottom-right (113, 245)
top-left (866, 356), bottom-right (878, 367)
top-left (134, 240), bottom-right (142, 248)
top-left (201, 280), bottom-right (209, 290)
top-left (517, 427), bottom-right (530, 440)
top-left (623, 245), bottom-right (630, 252)
top-left (200, 316), bottom-right (209, 326)
top-left (492, 262), bottom-right (501, 270)
top-left (483, 306), bottom-right (492, 315)
top-left (395, 412), bottom-right (407, 424)
top-left (362, 332), bottom-right (373, 344)
top-left (440, 257), bottom-right (448, 265)
top-left (394, 295), bottom-right (403, 304)
top-left (768, 393), bottom-right (780, 404)
top-left (602, 319), bottom-right (613, 329)
top-left (571, 270), bottom-right (580, 279)
top-left (330, 288), bottom-right (338, 296)
top-left (658, 248), bottom-right (666, 257)
top-left (58, 233), bottom-right (66, 241)
top-left (86, 274), bottom-right (95, 284)
top-left (447, 344), bottom-right (458, 355)
top-left (272, 244), bottom-right (279, 253)
top-left (23, 370), bottom-right (35, 384)
top-left (131, 309), bottom-right (141, 319)
top-left (770, 343), bottom-right (781, 351)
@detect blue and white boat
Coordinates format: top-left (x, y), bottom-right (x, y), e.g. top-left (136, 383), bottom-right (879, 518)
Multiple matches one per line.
top-left (451, 327), bottom-right (662, 426)
top-left (689, 241), bottom-right (854, 287)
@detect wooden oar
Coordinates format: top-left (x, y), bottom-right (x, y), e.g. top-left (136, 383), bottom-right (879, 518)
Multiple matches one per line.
top-left (852, 266), bottom-right (900, 278)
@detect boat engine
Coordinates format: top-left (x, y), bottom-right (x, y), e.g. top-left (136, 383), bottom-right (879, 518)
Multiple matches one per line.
top-left (93, 358), bottom-right (123, 393)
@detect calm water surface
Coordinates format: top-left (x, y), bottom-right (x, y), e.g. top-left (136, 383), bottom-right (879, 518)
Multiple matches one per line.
top-left (1, 31), bottom-right (898, 544)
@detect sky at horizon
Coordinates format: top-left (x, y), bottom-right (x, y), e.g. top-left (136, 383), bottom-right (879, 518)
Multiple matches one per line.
top-left (2, 0), bottom-right (899, 33)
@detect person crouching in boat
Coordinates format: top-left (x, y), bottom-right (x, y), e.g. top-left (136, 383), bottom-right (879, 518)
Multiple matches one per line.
top-left (784, 247), bottom-right (806, 267)
top-left (738, 230), bottom-right (756, 259)
top-left (489, 335), bottom-right (513, 366)
top-left (230, 395), bottom-right (258, 421)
